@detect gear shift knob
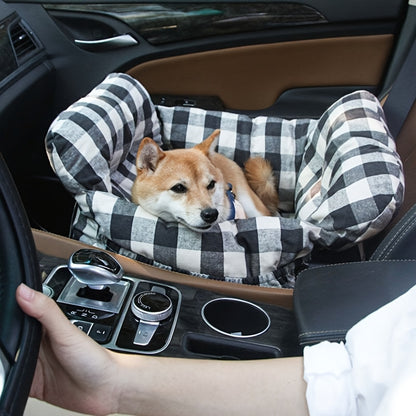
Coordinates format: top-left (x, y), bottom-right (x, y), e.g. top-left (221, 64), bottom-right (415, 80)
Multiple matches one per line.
top-left (68, 249), bottom-right (123, 290)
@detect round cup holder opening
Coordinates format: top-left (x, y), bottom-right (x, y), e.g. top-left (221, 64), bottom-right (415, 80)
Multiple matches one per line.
top-left (201, 298), bottom-right (270, 338)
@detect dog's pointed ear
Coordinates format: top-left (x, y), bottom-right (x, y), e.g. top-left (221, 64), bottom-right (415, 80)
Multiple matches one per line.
top-left (136, 137), bottom-right (165, 172)
top-left (194, 129), bottom-right (220, 155)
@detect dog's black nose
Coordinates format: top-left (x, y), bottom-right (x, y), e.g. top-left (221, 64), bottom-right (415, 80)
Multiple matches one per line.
top-left (200, 208), bottom-right (219, 224)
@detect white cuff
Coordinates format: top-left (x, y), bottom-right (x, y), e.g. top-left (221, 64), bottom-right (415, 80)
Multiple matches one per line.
top-left (304, 341), bottom-right (356, 416)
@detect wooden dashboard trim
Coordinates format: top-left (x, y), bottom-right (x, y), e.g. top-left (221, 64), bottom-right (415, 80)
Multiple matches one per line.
top-left (32, 229), bottom-right (294, 309)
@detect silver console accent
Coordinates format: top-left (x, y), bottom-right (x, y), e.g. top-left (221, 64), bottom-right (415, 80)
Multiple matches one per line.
top-left (75, 34), bottom-right (138, 51)
top-left (134, 321), bottom-right (159, 346)
top-left (131, 291), bottom-right (173, 322)
top-left (58, 277), bottom-right (130, 314)
top-left (68, 249), bottom-right (123, 290)
top-left (131, 291), bottom-right (173, 346)
top-left (201, 297), bottom-right (271, 338)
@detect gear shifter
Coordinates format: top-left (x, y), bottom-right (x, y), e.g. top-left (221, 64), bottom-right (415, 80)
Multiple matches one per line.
top-left (68, 249), bottom-right (124, 302)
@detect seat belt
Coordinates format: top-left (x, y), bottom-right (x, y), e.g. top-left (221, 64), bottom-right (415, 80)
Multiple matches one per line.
top-left (383, 2), bottom-right (416, 139)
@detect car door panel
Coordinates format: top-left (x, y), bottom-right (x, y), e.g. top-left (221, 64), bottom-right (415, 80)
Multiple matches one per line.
top-left (128, 34), bottom-right (393, 113)
top-left (8, 1), bottom-right (404, 113)
top-left (38, 1), bottom-right (402, 115)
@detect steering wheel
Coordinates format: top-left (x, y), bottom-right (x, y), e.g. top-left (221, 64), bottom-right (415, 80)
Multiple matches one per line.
top-left (0, 154), bottom-right (42, 416)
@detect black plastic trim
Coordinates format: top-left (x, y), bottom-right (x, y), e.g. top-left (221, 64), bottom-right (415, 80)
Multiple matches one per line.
top-left (0, 155), bottom-right (42, 416)
top-left (230, 86), bottom-right (378, 118)
top-left (183, 332), bottom-right (281, 360)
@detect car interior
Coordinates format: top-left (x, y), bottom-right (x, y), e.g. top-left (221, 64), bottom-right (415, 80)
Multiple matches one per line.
top-left (1, 0), bottom-right (416, 414)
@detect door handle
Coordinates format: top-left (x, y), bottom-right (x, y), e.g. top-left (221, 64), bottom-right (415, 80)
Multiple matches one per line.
top-left (74, 34), bottom-right (138, 51)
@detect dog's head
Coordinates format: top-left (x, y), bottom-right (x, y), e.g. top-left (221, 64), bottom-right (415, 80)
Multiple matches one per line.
top-left (132, 130), bottom-right (230, 231)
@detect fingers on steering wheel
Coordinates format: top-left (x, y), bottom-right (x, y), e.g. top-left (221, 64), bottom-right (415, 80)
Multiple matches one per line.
top-left (16, 284), bottom-right (73, 334)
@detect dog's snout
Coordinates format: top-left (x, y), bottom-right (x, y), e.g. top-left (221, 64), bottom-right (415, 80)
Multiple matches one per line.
top-left (200, 208), bottom-right (219, 224)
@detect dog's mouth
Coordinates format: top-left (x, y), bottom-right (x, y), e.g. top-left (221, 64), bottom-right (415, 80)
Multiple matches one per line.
top-left (177, 217), bottom-right (214, 232)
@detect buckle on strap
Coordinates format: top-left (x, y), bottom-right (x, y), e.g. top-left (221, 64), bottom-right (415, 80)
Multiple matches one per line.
top-left (226, 183), bottom-right (236, 220)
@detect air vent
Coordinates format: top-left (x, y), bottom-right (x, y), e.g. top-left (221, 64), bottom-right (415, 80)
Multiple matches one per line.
top-left (9, 20), bottom-right (40, 64)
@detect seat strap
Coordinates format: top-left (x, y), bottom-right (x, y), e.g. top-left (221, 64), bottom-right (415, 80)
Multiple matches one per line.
top-left (383, 4), bottom-right (416, 139)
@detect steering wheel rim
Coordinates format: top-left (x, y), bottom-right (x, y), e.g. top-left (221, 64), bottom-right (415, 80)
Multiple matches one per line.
top-left (0, 154), bottom-right (42, 416)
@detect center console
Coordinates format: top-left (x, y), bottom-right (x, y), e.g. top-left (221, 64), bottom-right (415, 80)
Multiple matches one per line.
top-left (40, 247), bottom-right (301, 359)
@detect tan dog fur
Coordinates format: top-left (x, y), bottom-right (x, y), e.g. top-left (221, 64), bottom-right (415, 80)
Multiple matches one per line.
top-left (131, 129), bottom-right (278, 231)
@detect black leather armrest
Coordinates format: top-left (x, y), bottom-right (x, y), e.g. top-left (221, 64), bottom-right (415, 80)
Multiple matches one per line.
top-left (370, 204), bottom-right (416, 260)
top-left (294, 260), bottom-right (416, 346)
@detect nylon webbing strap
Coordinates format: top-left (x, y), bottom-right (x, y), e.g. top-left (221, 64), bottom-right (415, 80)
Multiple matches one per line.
top-left (383, 32), bottom-right (416, 139)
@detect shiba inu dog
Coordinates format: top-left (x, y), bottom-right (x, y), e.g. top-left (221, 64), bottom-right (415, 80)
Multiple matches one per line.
top-left (131, 129), bottom-right (279, 231)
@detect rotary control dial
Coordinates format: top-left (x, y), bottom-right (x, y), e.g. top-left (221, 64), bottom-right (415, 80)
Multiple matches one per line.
top-left (130, 290), bottom-right (173, 347)
top-left (131, 291), bottom-right (173, 322)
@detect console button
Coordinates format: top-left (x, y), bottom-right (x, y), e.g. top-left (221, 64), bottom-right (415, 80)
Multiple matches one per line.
top-left (133, 321), bottom-right (159, 346)
top-left (90, 324), bottom-right (112, 343)
top-left (72, 320), bottom-right (93, 335)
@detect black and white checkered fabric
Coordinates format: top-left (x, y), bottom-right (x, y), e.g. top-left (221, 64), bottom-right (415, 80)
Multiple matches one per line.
top-left (45, 73), bottom-right (404, 287)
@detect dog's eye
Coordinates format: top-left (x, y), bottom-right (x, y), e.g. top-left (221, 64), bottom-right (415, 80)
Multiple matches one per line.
top-left (207, 180), bottom-right (216, 190)
top-left (171, 183), bottom-right (187, 193)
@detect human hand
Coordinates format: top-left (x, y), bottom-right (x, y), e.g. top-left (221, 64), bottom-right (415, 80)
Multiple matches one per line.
top-left (16, 284), bottom-right (121, 416)
top-left (17, 283), bottom-right (308, 416)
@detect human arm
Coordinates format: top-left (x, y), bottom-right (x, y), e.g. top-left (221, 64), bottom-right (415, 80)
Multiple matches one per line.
top-left (16, 283), bottom-right (308, 416)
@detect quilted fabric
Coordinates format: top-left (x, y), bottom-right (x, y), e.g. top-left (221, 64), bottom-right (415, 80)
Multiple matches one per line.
top-left (45, 73), bottom-right (404, 287)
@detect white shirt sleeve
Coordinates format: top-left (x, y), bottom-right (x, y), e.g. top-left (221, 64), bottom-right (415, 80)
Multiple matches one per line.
top-left (304, 341), bottom-right (356, 416)
top-left (303, 284), bottom-right (416, 416)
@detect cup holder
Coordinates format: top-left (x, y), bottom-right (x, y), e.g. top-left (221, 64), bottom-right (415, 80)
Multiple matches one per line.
top-left (201, 298), bottom-right (271, 338)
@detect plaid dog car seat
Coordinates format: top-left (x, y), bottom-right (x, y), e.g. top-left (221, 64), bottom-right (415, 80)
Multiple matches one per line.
top-left (46, 73), bottom-right (404, 288)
